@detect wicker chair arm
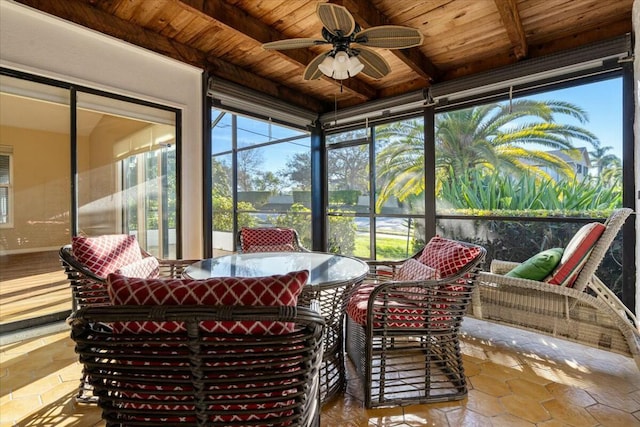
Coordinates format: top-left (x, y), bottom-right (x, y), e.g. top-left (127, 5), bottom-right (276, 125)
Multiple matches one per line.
top-left (157, 258), bottom-right (199, 278)
top-left (366, 259), bottom-right (405, 277)
top-left (59, 245), bottom-right (106, 282)
top-left (479, 271), bottom-right (591, 298)
top-left (490, 259), bottom-right (520, 275)
top-left (69, 304), bottom-right (325, 328)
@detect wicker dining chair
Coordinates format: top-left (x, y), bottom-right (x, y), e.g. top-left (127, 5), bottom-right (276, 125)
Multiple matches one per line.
top-left (239, 227), bottom-right (308, 252)
top-left (346, 238), bottom-right (486, 408)
top-left (59, 235), bottom-right (196, 311)
top-left (59, 234), bottom-right (197, 401)
top-left (69, 304), bottom-right (325, 427)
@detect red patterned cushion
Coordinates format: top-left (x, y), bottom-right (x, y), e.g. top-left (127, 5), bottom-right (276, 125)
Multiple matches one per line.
top-left (241, 227), bottom-right (296, 252)
top-left (72, 234), bottom-right (142, 277)
top-left (114, 256), bottom-right (160, 279)
top-left (116, 371), bottom-right (300, 423)
top-left (346, 284), bottom-right (437, 328)
top-left (394, 258), bottom-right (439, 282)
top-left (243, 243), bottom-right (296, 253)
top-left (115, 359), bottom-right (302, 423)
top-left (106, 271), bottom-right (309, 421)
top-left (417, 237), bottom-right (481, 277)
top-left (107, 270), bottom-right (308, 334)
top-left (546, 222), bottom-right (606, 287)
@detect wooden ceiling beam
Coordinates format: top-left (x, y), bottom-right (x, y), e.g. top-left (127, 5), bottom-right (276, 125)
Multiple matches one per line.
top-left (332, 0), bottom-right (440, 82)
top-left (180, 0), bottom-right (375, 100)
top-left (442, 18), bottom-right (631, 81)
top-left (14, 0), bottom-right (326, 112)
top-left (494, 0), bottom-right (528, 59)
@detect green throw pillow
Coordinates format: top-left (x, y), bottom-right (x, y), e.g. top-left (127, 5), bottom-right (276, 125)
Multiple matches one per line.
top-left (505, 248), bottom-right (564, 281)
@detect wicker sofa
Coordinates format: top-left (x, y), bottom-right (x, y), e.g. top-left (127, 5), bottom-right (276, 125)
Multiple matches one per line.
top-left (469, 208), bottom-right (639, 369)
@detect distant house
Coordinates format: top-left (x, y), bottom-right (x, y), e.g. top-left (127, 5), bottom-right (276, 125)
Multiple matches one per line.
top-left (544, 147), bottom-right (592, 181)
top-left (520, 147), bottom-right (591, 181)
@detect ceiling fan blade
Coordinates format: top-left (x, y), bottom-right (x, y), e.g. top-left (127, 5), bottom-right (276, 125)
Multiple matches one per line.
top-left (303, 53), bottom-right (329, 80)
top-left (262, 38), bottom-right (325, 50)
top-left (316, 3), bottom-right (355, 37)
top-left (355, 26), bottom-right (424, 49)
top-left (355, 47), bottom-right (391, 79)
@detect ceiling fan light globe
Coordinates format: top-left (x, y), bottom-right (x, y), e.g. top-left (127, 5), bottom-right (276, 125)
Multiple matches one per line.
top-left (334, 51), bottom-right (350, 64)
top-left (333, 69), bottom-right (349, 80)
top-left (347, 55), bottom-right (364, 76)
top-left (317, 56), bottom-right (335, 77)
top-left (333, 51), bottom-right (350, 74)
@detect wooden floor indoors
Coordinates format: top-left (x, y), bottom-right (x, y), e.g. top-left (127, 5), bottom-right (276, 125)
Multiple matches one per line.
top-left (1, 316), bottom-right (639, 426)
top-left (0, 251), bottom-right (70, 327)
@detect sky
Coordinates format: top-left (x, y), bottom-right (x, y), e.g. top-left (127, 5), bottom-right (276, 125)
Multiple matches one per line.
top-left (525, 77), bottom-right (623, 159)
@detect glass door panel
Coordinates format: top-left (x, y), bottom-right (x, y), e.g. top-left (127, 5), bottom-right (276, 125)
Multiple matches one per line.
top-left (0, 75), bottom-right (71, 331)
top-left (76, 92), bottom-right (177, 258)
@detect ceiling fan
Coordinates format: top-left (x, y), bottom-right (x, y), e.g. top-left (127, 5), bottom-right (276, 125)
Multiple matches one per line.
top-left (262, 3), bottom-right (424, 81)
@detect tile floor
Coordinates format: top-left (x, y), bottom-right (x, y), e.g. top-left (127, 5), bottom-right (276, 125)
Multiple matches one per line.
top-left (1, 318), bottom-right (639, 426)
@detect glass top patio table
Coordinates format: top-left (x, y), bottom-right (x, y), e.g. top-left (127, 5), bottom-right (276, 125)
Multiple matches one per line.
top-left (183, 251), bottom-right (368, 289)
top-left (184, 251), bottom-right (369, 403)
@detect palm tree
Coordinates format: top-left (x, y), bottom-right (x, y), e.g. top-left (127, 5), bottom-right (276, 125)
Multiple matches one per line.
top-left (375, 100), bottom-right (599, 209)
top-left (589, 142), bottom-right (620, 176)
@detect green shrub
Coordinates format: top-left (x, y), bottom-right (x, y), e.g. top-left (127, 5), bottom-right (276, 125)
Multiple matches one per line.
top-left (329, 190), bottom-right (360, 205)
top-left (439, 169), bottom-right (621, 211)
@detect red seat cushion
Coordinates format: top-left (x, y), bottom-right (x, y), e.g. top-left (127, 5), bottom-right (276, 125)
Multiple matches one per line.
top-left (107, 270), bottom-right (308, 334)
top-left (346, 282), bottom-right (465, 330)
top-left (417, 236), bottom-right (481, 277)
top-left (72, 234), bottom-right (142, 277)
top-left (346, 284), bottom-right (432, 328)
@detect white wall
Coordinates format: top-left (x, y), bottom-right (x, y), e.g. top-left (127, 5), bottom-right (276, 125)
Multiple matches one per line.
top-left (0, 0), bottom-right (203, 258)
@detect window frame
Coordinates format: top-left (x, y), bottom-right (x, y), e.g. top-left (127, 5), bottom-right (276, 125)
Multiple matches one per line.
top-left (0, 150), bottom-right (13, 228)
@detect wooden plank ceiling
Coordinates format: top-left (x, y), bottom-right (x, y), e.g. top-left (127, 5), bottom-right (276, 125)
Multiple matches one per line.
top-left (16, 0), bottom-right (633, 114)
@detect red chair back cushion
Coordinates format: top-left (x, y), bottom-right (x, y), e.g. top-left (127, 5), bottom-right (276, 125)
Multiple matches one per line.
top-left (72, 234), bottom-right (142, 277)
top-left (241, 227), bottom-right (297, 252)
top-left (417, 236), bottom-right (481, 277)
top-left (546, 222), bottom-right (606, 287)
top-left (107, 270), bottom-right (308, 334)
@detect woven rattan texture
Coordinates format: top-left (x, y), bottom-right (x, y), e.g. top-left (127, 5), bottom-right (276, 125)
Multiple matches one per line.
top-left (69, 305), bottom-right (324, 427)
top-left (346, 240), bottom-right (486, 407)
top-left (470, 208), bottom-right (640, 369)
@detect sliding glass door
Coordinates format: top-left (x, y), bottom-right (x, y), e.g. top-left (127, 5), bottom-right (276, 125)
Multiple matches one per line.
top-left (0, 71), bottom-right (180, 332)
top-left (0, 75), bottom-right (71, 331)
top-left (76, 92), bottom-right (178, 258)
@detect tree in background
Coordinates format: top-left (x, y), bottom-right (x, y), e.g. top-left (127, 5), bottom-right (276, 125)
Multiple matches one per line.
top-left (280, 152), bottom-right (312, 190)
top-left (375, 101), bottom-right (600, 210)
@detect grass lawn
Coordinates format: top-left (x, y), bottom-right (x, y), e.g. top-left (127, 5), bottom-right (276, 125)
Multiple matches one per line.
top-left (354, 234), bottom-right (416, 260)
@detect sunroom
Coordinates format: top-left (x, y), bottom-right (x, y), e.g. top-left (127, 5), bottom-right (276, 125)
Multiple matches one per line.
top-left (1, 1), bottom-right (639, 425)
